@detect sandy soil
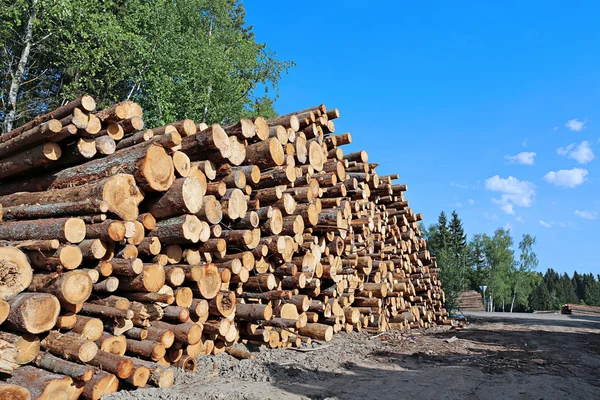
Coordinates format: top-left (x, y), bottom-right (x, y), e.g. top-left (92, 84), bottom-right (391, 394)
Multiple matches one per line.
top-left (106, 313), bottom-right (600, 400)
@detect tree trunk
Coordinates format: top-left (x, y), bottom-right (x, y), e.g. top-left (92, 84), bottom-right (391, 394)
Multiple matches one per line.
top-left (2, 0), bottom-right (38, 134)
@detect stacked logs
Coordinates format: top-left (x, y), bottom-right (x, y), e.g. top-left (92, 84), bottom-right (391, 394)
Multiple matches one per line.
top-left (561, 304), bottom-right (600, 316)
top-left (457, 290), bottom-right (484, 311)
top-left (0, 97), bottom-right (449, 399)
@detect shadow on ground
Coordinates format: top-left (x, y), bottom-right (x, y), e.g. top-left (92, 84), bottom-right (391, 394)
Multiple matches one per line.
top-left (261, 316), bottom-right (600, 400)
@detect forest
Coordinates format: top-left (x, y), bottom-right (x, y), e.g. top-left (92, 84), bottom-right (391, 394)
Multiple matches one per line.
top-left (423, 211), bottom-right (600, 312)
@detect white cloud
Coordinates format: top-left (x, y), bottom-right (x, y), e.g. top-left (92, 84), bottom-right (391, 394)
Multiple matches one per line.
top-left (498, 203), bottom-right (514, 214)
top-left (522, 139), bottom-right (527, 147)
top-left (504, 222), bottom-right (512, 231)
top-left (485, 175), bottom-right (536, 214)
top-left (539, 220), bottom-right (552, 228)
top-left (574, 210), bottom-right (598, 220)
top-left (544, 168), bottom-right (588, 188)
top-left (505, 151), bottom-right (536, 165)
top-left (450, 182), bottom-right (469, 189)
top-left (557, 141), bottom-right (595, 164)
top-left (468, 199), bottom-right (475, 205)
top-left (553, 126), bottom-right (559, 131)
top-left (565, 119), bottom-right (586, 132)
top-left (515, 216), bottom-right (524, 223)
top-left (484, 212), bottom-right (498, 220)
top-left (455, 202), bottom-right (463, 208)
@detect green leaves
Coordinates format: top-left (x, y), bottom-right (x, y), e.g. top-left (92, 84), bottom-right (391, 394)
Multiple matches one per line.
top-left (0, 0), bottom-right (293, 132)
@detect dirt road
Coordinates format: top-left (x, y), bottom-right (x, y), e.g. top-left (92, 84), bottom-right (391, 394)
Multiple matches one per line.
top-left (107, 313), bottom-right (600, 400)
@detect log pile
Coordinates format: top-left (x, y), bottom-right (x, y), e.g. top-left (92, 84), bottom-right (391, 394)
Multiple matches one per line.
top-left (561, 304), bottom-right (600, 316)
top-left (0, 96), bottom-right (449, 399)
top-left (457, 290), bottom-right (484, 311)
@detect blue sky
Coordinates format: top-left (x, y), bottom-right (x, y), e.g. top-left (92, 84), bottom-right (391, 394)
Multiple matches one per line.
top-left (244, 1), bottom-right (599, 276)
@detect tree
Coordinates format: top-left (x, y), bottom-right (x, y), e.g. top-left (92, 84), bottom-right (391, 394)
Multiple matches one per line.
top-left (0, 0), bottom-right (294, 132)
top-left (448, 210), bottom-right (467, 259)
top-left (509, 234), bottom-right (538, 312)
top-left (427, 211), bottom-right (450, 256)
top-left (528, 277), bottom-right (558, 311)
top-left (479, 229), bottom-right (515, 311)
top-left (554, 273), bottom-right (578, 305)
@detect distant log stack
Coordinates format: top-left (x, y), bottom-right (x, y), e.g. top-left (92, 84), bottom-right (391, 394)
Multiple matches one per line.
top-left (0, 96), bottom-right (449, 397)
top-left (561, 304), bottom-right (600, 316)
top-left (457, 290), bottom-right (484, 311)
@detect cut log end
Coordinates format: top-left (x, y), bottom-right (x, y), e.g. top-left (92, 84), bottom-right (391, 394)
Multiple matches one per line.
top-left (138, 144), bottom-right (175, 192)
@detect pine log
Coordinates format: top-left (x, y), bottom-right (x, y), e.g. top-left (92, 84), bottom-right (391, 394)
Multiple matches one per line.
top-left (0, 384), bottom-right (30, 400)
top-left (7, 365), bottom-right (79, 400)
top-left (71, 316), bottom-right (104, 341)
top-left (28, 270), bottom-right (92, 305)
top-left (143, 177), bottom-right (203, 218)
top-left (149, 215), bottom-right (203, 244)
top-left (5, 293), bottom-right (60, 334)
top-left (86, 220), bottom-right (126, 241)
top-left (0, 96), bottom-right (95, 143)
top-left (180, 124), bottom-right (231, 160)
top-left (42, 330), bottom-right (98, 362)
top-left (245, 138), bottom-right (284, 169)
top-left (0, 142), bottom-right (61, 180)
top-left (151, 321), bottom-right (202, 345)
top-left (126, 339), bottom-right (166, 361)
top-left (2, 142), bottom-right (174, 194)
top-left (88, 350), bottom-right (134, 379)
top-left (35, 352), bottom-right (94, 381)
top-left (118, 264), bottom-right (165, 293)
top-left (28, 245), bottom-right (83, 271)
top-left (0, 332), bottom-right (39, 365)
top-left (81, 370), bottom-right (119, 400)
top-left (235, 304), bottom-right (273, 321)
top-left (0, 217), bottom-right (86, 244)
top-left (0, 247), bottom-right (32, 300)
top-left (0, 120), bottom-right (62, 158)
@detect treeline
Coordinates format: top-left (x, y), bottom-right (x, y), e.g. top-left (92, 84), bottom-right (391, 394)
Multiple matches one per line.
top-left (422, 211), bottom-right (600, 312)
top-left (529, 269), bottom-right (600, 310)
top-left (0, 0), bottom-right (293, 132)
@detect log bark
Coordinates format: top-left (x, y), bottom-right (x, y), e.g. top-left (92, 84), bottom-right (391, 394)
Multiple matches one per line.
top-left (7, 365), bottom-right (78, 400)
top-left (42, 330), bottom-right (98, 362)
top-left (4, 142), bottom-right (174, 193)
top-left (35, 352), bottom-right (94, 381)
top-left (0, 175), bottom-right (142, 220)
top-left (1, 96), bottom-right (95, 142)
top-left (0, 142), bottom-right (61, 180)
top-left (0, 217), bottom-right (86, 244)
top-left (0, 119), bottom-right (62, 158)
top-left (88, 350), bottom-right (134, 379)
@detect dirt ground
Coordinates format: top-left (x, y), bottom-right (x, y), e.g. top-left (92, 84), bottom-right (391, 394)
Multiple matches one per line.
top-left (106, 313), bottom-right (600, 400)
